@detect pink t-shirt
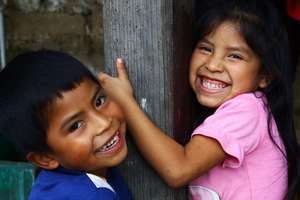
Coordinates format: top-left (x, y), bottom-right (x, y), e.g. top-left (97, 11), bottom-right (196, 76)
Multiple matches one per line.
top-left (189, 92), bottom-right (287, 200)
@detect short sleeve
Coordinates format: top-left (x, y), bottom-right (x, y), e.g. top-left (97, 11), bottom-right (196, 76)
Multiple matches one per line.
top-left (192, 94), bottom-right (266, 168)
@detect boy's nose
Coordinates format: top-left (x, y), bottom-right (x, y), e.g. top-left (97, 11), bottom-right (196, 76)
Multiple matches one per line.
top-left (91, 112), bottom-right (113, 135)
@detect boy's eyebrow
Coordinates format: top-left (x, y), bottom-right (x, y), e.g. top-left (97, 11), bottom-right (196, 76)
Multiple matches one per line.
top-left (92, 85), bottom-right (102, 103)
top-left (60, 112), bottom-right (83, 131)
top-left (60, 85), bottom-right (101, 131)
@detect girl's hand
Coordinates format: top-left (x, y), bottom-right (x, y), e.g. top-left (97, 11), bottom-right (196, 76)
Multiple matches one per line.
top-left (99, 59), bottom-right (226, 188)
top-left (98, 58), bottom-right (134, 106)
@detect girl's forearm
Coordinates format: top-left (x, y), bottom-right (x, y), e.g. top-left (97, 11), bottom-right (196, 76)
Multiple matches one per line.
top-left (120, 96), bottom-right (195, 187)
top-left (99, 60), bottom-right (226, 187)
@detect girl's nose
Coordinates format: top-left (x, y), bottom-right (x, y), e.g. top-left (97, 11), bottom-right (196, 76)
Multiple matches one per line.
top-left (205, 55), bottom-right (224, 72)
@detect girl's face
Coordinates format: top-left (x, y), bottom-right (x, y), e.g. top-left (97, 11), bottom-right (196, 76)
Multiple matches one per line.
top-left (46, 78), bottom-right (127, 177)
top-left (189, 21), bottom-right (267, 108)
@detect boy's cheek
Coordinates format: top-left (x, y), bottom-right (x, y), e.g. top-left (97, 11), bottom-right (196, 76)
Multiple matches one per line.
top-left (106, 100), bottom-right (125, 119)
top-left (120, 122), bottom-right (127, 135)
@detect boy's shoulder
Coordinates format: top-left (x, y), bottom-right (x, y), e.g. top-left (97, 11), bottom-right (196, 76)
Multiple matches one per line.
top-left (106, 168), bottom-right (134, 199)
top-left (28, 168), bottom-right (121, 200)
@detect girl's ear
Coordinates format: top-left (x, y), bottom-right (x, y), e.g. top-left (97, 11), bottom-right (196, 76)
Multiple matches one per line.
top-left (258, 72), bottom-right (271, 89)
top-left (26, 152), bottom-right (59, 170)
top-left (258, 77), bottom-right (269, 89)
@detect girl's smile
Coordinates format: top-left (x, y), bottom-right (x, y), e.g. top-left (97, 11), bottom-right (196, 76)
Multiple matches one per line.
top-left (189, 21), bottom-right (267, 108)
top-left (197, 76), bottom-right (228, 93)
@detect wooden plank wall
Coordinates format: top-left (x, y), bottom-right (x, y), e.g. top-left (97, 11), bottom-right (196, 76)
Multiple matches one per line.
top-left (103, 0), bottom-right (193, 199)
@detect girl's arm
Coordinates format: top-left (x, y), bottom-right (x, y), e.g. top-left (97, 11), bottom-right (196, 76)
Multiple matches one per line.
top-left (99, 59), bottom-right (226, 188)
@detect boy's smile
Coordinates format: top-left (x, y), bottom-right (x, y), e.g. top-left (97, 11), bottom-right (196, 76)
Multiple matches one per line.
top-left (189, 21), bottom-right (267, 108)
top-left (95, 131), bottom-right (122, 154)
top-left (46, 78), bottom-right (127, 177)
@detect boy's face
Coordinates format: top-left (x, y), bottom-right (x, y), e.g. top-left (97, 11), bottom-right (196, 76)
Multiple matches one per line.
top-left (46, 78), bottom-right (127, 177)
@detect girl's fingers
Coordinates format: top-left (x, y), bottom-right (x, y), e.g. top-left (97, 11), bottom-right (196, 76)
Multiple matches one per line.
top-left (98, 71), bottom-right (111, 83)
top-left (116, 58), bottom-right (129, 80)
top-left (98, 58), bottom-right (128, 83)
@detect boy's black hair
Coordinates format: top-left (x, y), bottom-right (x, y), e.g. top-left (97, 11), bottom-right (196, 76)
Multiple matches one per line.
top-left (0, 50), bottom-right (99, 156)
top-left (193, 0), bottom-right (300, 199)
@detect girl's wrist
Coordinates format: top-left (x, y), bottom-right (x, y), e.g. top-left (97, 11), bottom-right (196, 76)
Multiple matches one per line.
top-left (117, 93), bottom-right (135, 108)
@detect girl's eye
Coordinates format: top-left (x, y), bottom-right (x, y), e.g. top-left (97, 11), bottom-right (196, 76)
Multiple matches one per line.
top-left (68, 121), bottom-right (83, 133)
top-left (228, 53), bottom-right (243, 60)
top-left (197, 46), bottom-right (212, 54)
top-left (95, 95), bottom-right (106, 108)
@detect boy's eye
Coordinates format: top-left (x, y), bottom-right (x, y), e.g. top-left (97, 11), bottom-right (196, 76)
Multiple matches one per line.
top-left (95, 95), bottom-right (106, 108)
top-left (68, 121), bottom-right (82, 133)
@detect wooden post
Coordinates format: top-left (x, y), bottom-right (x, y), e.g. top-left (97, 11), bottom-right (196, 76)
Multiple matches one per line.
top-left (103, 1), bottom-right (193, 199)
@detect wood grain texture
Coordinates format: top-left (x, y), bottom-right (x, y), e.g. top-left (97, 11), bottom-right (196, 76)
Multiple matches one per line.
top-left (103, 1), bottom-right (193, 199)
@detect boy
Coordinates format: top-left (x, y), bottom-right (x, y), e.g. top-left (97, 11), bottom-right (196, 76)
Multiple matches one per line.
top-left (0, 50), bottom-right (133, 200)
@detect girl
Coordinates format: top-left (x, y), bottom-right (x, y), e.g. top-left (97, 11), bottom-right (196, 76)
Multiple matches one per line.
top-left (99, 0), bottom-right (300, 199)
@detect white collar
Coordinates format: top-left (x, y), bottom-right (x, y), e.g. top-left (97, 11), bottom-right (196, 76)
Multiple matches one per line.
top-left (86, 173), bottom-right (115, 193)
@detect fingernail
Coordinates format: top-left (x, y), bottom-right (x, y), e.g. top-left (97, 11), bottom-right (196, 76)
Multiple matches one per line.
top-left (117, 58), bottom-right (124, 63)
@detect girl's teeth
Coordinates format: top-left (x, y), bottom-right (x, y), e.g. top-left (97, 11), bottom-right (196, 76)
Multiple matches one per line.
top-left (99, 134), bottom-right (119, 152)
top-left (202, 78), bottom-right (225, 89)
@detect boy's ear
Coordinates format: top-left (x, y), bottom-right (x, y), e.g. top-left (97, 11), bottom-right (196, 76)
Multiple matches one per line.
top-left (26, 152), bottom-right (59, 170)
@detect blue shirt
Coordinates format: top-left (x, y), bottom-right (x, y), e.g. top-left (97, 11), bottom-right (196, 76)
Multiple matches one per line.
top-left (28, 167), bottom-right (133, 200)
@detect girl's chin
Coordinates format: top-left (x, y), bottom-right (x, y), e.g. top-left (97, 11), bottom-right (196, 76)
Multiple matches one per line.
top-left (196, 95), bottom-right (223, 108)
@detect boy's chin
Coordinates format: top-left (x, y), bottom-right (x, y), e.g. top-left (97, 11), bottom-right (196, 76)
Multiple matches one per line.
top-left (108, 144), bottom-right (128, 166)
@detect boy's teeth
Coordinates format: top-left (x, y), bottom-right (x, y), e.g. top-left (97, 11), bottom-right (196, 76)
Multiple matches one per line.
top-left (99, 134), bottom-right (119, 152)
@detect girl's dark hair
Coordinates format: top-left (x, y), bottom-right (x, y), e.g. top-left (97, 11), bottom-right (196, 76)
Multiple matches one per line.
top-left (193, 0), bottom-right (300, 199)
top-left (0, 50), bottom-right (98, 155)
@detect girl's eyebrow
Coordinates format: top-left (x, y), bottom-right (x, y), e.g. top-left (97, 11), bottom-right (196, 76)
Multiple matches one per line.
top-left (198, 38), bottom-right (212, 45)
top-left (200, 38), bottom-right (251, 55)
top-left (226, 46), bottom-right (250, 54)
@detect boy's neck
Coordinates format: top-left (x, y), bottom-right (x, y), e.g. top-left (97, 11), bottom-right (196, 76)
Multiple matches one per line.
top-left (88, 168), bottom-right (107, 179)
top-left (47, 165), bottom-right (108, 180)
